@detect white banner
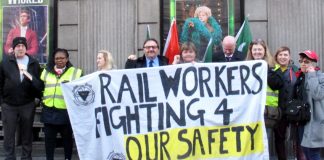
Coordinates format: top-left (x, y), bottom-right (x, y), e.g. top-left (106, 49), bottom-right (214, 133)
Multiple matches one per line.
top-left (61, 61), bottom-right (269, 160)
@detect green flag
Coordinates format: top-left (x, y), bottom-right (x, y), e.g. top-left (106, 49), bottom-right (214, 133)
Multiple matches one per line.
top-left (235, 17), bottom-right (252, 57)
top-left (203, 38), bottom-right (213, 62)
top-left (146, 25), bottom-right (151, 40)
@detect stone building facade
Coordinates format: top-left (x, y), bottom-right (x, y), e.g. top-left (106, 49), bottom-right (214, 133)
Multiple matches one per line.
top-left (57, 0), bottom-right (323, 73)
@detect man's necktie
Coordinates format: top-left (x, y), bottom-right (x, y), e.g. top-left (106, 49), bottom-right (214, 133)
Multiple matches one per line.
top-left (149, 60), bottom-right (154, 67)
top-left (226, 57), bottom-right (231, 62)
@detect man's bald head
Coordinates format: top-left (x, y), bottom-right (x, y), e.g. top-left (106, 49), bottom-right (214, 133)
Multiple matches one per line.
top-left (222, 36), bottom-right (236, 56)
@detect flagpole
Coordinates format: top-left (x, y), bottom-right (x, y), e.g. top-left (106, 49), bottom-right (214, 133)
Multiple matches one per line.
top-left (235, 20), bottom-right (245, 41)
top-left (146, 25), bottom-right (151, 40)
top-left (228, 0), bottom-right (235, 36)
top-left (170, 0), bottom-right (176, 23)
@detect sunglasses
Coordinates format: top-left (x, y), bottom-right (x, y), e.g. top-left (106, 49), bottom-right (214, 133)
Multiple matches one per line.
top-left (298, 59), bottom-right (311, 64)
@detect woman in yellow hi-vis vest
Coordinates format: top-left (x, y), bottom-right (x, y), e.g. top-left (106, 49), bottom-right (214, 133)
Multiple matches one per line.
top-left (40, 48), bottom-right (82, 160)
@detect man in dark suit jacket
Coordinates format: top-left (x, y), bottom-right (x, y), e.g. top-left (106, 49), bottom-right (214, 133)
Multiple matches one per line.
top-left (212, 35), bottom-right (244, 62)
top-left (125, 38), bottom-right (168, 68)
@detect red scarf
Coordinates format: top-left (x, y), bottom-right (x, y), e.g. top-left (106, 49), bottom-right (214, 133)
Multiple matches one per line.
top-left (295, 67), bottom-right (320, 78)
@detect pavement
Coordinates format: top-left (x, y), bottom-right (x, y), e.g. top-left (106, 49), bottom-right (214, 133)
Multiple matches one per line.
top-left (0, 141), bottom-right (79, 160)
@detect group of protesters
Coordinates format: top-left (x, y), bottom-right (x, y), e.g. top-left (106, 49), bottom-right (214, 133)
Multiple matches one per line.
top-left (0, 37), bottom-right (82, 160)
top-left (0, 35), bottom-right (323, 160)
top-left (125, 35), bottom-right (324, 160)
top-left (1, 5), bottom-right (323, 160)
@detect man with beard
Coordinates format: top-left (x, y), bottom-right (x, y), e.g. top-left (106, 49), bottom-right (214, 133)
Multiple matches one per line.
top-left (125, 38), bottom-right (168, 68)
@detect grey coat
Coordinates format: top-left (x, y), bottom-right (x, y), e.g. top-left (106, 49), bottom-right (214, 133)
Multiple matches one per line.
top-left (301, 71), bottom-right (324, 147)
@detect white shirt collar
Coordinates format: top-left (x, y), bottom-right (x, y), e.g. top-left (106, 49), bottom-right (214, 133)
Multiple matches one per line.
top-left (20, 26), bottom-right (28, 37)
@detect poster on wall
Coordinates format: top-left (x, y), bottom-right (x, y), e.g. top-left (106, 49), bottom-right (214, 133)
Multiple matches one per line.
top-left (0, 0), bottom-right (54, 63)
top-left (162, 0), bottom-right (243, 61)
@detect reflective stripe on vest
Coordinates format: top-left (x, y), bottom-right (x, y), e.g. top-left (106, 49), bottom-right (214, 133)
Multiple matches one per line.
top-left (266, 86), bottom-right (279, 107)
top-left (41, 67), bottom-right (82, 109)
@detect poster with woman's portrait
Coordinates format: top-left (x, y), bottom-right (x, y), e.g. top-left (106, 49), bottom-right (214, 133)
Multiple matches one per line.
top-left (162, 0), bottom-right (243, 61)
top-left (0, 1), bottom-right (54, 64)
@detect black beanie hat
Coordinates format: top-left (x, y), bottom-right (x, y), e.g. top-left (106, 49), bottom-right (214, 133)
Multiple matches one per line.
top-left (12, 37), bottom-right (27, 49)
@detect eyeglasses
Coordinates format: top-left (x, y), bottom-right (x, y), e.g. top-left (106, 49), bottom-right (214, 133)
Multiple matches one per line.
top-left (298, 59), bottom-right (311, 64)
top-left (252, 48), bottom-right (264, 52)
top-left (55, 57), bottom-right (67, 60)
top-left (144, 46), bottom-right (158, 49)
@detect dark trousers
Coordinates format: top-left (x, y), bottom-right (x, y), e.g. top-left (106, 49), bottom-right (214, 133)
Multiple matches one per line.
top-left (1, 102), bottom-right (35, 160)
top-left (274, 120), bottom-right (307, 160)
top-left (274, 119), bottom-right (289, 160)
top-left (295, 126), bottom-right (306, 160)
top-left (44, 123), bottom-right (73, 160)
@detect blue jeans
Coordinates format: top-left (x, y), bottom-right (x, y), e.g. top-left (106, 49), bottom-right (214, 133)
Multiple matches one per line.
top-left (266, 128), bottom-right (276, 160)
top-left (299, 126), bottom-right (320, 160)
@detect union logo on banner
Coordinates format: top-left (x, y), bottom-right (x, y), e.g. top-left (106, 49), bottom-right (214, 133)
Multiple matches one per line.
top-left (72, 83), bottom-right (95, 106)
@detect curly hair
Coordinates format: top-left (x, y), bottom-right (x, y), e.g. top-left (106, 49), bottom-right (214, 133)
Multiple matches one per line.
top-left (194, 6), bottom-right (212, 17)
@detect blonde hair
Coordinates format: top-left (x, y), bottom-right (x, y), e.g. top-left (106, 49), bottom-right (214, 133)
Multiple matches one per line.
top-left (245, 39), bottom-right (275, 67)
top-left (194, 6), bottom-right (212, 18)
top-left (97, 50), bottom-right (116, 70)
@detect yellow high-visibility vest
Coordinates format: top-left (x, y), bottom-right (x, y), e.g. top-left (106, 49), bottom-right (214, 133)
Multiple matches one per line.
top-left (266, 86), bottom-right (279, 107)
top-left (41, 67), bottom-right (82, 109)
top-left (266, 64), bottom-right (280, 108)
